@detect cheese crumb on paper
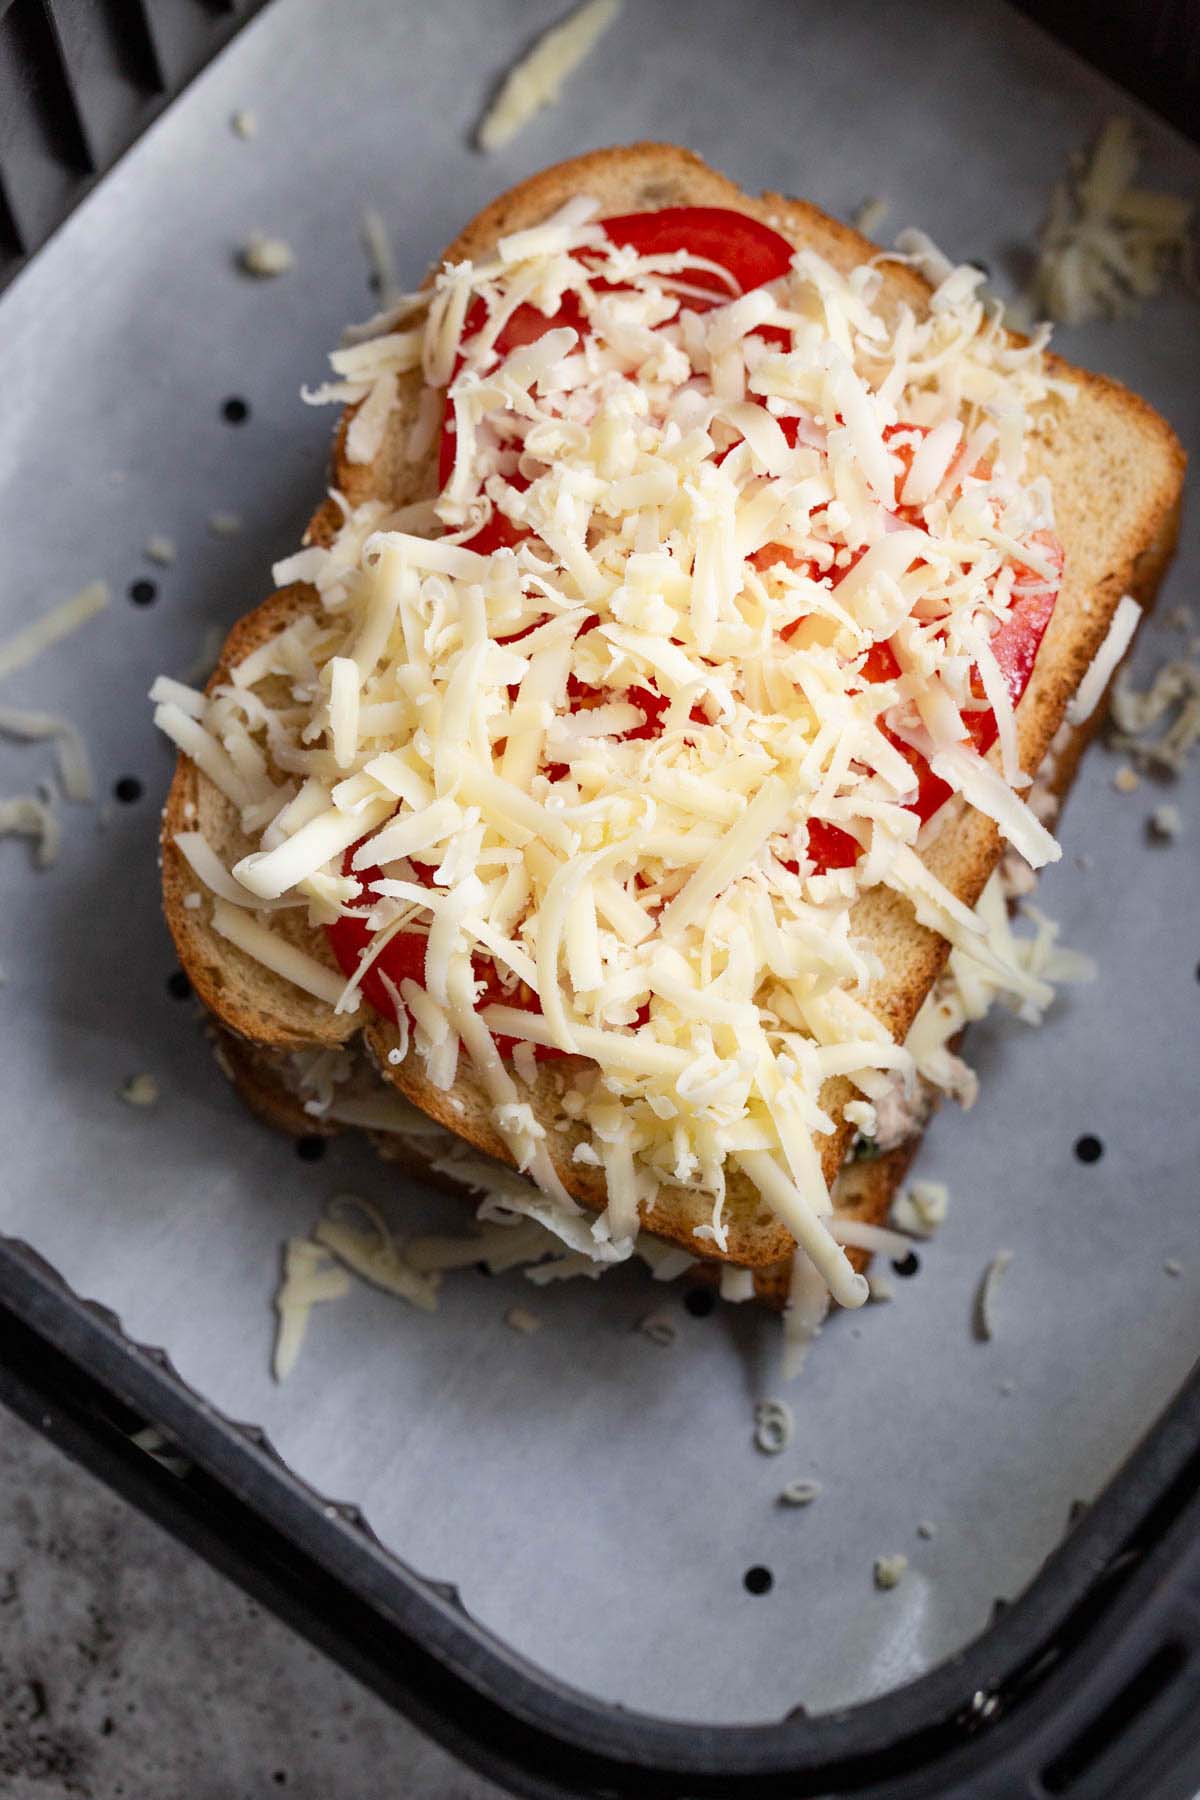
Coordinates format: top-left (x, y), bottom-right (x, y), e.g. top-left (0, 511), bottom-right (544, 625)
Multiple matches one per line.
top-left (638, 1310), bottom-right (678, 1348)
top-left (1149, 803), bottom-right (1182, 840)
top-left (119, 1073), bottom-right (160, 1108)
top-left (851, 197), bottom-right (889, 238)
top-left (145, 534), bottom-right (176, 566)
top-left (505, 1304), bottom-right (542, 1335)
top-left (239, 234), bottom-right (295, 279)
top-left (779, 1477), bottom-right (821, 1507)
top-left (0, 706), bottom-right (94, 803)
top-left (874, 1553), bottom-right (908, 1591)
top-left (753, 1398), bottom-right (795, 1455)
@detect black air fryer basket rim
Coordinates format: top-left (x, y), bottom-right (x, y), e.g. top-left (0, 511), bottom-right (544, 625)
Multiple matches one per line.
top-left (2, 1234), bottom-right (1199, 1799)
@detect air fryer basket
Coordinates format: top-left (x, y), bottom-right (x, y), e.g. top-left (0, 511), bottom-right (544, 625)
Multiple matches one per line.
top-left (0, 1), bottom-right (1197, 1795)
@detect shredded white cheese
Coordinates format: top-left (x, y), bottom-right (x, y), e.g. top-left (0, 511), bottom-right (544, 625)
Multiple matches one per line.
top-left (273, 1239), bottom-right (351, 1381)
top-left (145, 534), bottom-right (177, 566)
top-left (314, 1194), bottom-right (441, 1310)
top-left (753, 1398), bottom-right (795, 1454)
top-left (0, 705), bottom-right (95, 802)
top-left (154, 197), bottom-right (1071, 1311)
top-left (0, 581), bottom-right (109, 682)
top-left (0, 794), bottom-right (60, 867)
top-left (475, 0), bottom-right (622, 152)
top-left (1149, 803), bottom-right (1182, 841)
top-left (975, 1248), bottom-right (1013, 1342)
top-left (1067, 595), bottom-right (1141, 725)
top-left (892, 1180), bottom-right (949, 1238)
top-left (119, 1073), bottom-right (160, 1108)
top-left (1033, 117), bottom-right (1194, 326)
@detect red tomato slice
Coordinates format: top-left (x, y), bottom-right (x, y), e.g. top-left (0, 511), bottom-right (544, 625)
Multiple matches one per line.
top-left (597, 206), bottom-right (794, 304)
top-left (438, 207), bottom-right (796, 542)
top-left (753, 474), bottom-right (1062, 864)
top-left (325, 846), bottom-right (567, 1059)
top-left (804, 819), bottom-right (861, 871)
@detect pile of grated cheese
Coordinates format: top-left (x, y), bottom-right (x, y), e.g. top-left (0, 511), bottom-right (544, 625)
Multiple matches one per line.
top-left (1033, 117), bottom-right (1195, 328)
top-left (154, 197), bottom-right (1073, 1313)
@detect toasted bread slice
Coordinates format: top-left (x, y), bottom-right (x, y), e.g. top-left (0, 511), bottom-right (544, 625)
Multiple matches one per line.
top-left (201, 583), bottom-right (1148, 1315)
top-left (161, 144), bottom-right (1185, 1270)
top-left (208, 1016), bottom-right (908, 1299)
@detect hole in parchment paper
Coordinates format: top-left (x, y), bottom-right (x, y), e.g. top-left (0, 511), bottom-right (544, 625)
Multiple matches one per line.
top-left (744, 1565), bottom-right (773, 1596)
top-left (114, 776), bottom-right (143, 804)
top-left (222, 396), bottom-right (250, 424)
top-left (892, 1251), bottom-right (920, 1277)
top-left (684, 1286), bottom-right (716, 1318)
top-left (1074, 1135), bottom-right (1103, 1165)
top-left (296, 1135), bottom-right (327, 1162)
top-left (128, 579), bottom-right (157, 607)
top-left (166, 970), bottom-right (191, 1000)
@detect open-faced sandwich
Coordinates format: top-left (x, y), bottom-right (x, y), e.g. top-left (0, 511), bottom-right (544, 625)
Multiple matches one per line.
top-left (153, 145), bottom-right (1184, 1365)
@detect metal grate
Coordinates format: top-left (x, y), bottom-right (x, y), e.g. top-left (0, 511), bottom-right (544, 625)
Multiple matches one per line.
top-left (0, 0), bottom-right (270, 291)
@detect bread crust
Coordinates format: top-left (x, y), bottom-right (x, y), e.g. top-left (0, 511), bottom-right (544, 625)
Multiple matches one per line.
top-left (160, 144), bottom-right (1186, 1269)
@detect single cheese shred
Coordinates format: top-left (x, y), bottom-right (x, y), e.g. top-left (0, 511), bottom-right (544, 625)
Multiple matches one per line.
top-left (0, 581), bottom-right (109, 682)
top-left (273, 1239), bottom-right (352, 1381)
top-left (475, 0), bottom-right (622, 153)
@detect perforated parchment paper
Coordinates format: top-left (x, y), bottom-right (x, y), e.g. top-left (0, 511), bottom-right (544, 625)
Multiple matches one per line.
top-left (0, 0), bottom-right (1196, 1725)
